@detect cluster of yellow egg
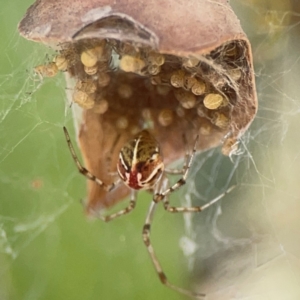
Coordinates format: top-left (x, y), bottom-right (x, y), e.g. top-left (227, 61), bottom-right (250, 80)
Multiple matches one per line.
top-left (34, 38), bottom-right (242, 134)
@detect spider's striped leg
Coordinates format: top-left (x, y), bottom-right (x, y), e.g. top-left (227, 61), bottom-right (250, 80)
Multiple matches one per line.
top-left (92, 189), bottom-right (137, 222)
top-left (164, 133), bottom-right (190, 175)
top-left (163, 185), bottom-right (236, 213)
top-left (154, 134), bottom-right (198, 208)
top-left (63, 127), bottom-right (117, 192)
top-left (156, 133), bottom-right (235, 213)
top-left (142, 199), bottom-right (205, 299)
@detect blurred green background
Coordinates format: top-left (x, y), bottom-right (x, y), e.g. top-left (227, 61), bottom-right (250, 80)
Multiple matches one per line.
top-left (1, 1), bottom-right (300, 300)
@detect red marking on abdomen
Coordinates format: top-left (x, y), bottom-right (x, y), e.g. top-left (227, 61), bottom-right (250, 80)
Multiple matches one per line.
top-left (128, 170), bottom-right (142, 190)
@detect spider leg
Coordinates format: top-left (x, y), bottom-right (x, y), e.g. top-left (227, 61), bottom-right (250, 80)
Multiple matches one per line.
top-left (63, 127), bottom-right (117, 192)
top-left (156, 133), bottom-right (235, 212)
top-left (142, 200), bottom-right (205, 299)
top-left (164, 133), bottom-right (190, 175)
top-left (154, 134), bottom-right (198, 204)
top-left (92, 189), bottom-right (137, 222)
top-left (163, 185), bottom-right (236, 213)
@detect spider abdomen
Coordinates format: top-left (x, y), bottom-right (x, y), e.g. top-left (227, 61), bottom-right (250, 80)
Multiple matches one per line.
top-left (117, 130), bottom-right (164, 190)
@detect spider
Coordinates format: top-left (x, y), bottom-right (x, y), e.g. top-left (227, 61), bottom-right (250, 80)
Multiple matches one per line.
top-left (63, 126), bottom-right (234, 299)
